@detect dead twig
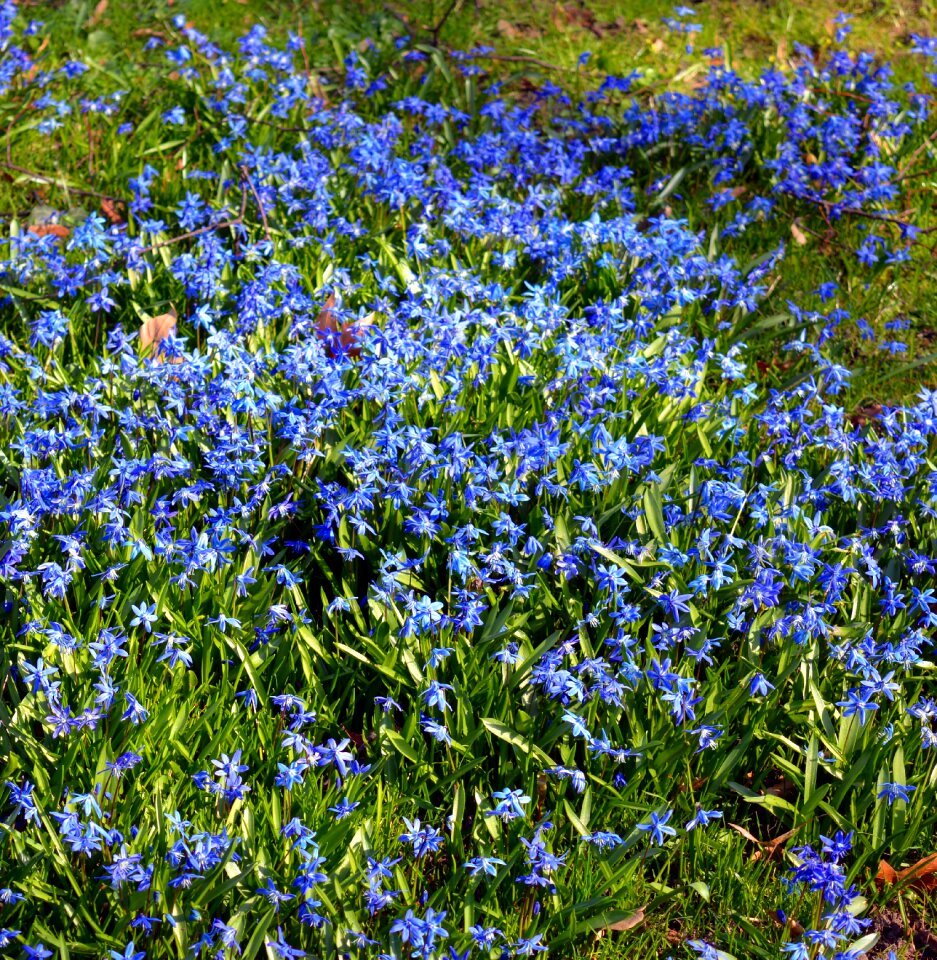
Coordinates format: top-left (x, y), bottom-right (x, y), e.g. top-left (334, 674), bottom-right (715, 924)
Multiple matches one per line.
top-left (431, 0), bottom-right (464, 42)
top-left (459, 50), bottom-right (574, 72)
top-left (137, 182), bottom-right (249, 253)
top-left (0, 161), bottom-right (124, 203)
top-left (240, 164), bottom-right (272, 242)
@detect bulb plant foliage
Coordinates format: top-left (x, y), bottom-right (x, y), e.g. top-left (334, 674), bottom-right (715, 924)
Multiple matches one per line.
top-left (0, 4), bottom-right (937, 959)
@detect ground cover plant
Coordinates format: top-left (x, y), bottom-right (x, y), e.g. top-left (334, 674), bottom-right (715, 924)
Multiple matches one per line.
top-left (3, 2), bottom-right (937, 957)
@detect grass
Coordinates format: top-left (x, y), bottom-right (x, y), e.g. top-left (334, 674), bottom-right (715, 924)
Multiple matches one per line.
top-left (1, 2), bottom-right (937, 958)
top-left (10, 0), bottom-right (937, 409)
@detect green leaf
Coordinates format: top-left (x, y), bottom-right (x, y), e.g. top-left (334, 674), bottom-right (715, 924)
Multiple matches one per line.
top-left (643, 484), bottom-right (667, 544)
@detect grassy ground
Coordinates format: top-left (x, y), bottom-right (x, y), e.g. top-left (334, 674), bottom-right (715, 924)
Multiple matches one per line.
top-left (11, 0), bottom-right (937, 411)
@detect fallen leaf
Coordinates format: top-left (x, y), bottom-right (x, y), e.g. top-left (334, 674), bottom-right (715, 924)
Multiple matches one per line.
top-left (729, 823), bottom-right (798, 862)
top-left (497, 19), bottom-right (521, 39)
top-left (28, 223), bottom-right (69, 239)
top-left (88, 0), bottom-right (108, 28)
top-left (314, 294), bottom-right (374, 359)
top-left (728, 823), bottom-right (759, 845)
top-left (632, 18), bottom-right (649, 34)
top-left (140, 306), bottom-right (177, 352)
top-left (876, 860), bottom-right (898, 889)
top-left (651, 37), bottom-right (666, 54)
top-left (753, 829), bottom-right (797, 863)
top-left (878, 853), bottom-right (937, 893)
top-left (100, 198), bottom-right (123, 224)
top-left (790, 222), bottom-right (808, 245)
top-left (607, 907), bottom-right (645, 932)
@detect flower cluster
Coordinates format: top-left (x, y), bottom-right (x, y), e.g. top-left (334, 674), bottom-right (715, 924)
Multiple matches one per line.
top-left (0, 3), bottom-right (936, 958)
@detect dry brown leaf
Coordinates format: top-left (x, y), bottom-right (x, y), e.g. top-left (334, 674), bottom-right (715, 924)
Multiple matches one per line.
top-left (752, 828), bottom-right (797, 863)
top-left (651, 37), bottom-right (666, 54)
top-left (878, 853), bottom-right (937, 894)
top-left (790, 222), bottom-right (808, 246)
top-left (88, 0), bottom-right (108, 28)
top-left (729, 823), bottom-right (798, 862)
top-left (497, 19), bottom-right (521, 39)
top-left (314, 294), bottom-right (374, 359)
top-left (876, 860), bottom-right (899, 889)
top-left (728, 823), bottom-right (760, 845)
top-left (140, 306), bottom-right (177, 352)
top-left (100, 198), bottom-right (123, 224)
top-left (28, 223), bottom-right (69, 239)
top-left (607, 907), bottom-right (645, 932)
top-left (632, 18), bottom-right (649, 34)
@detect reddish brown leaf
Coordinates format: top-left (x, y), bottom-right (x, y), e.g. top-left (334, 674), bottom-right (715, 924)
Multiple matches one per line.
top-left (752, 829), bottom-right (797, 863)
top-left (898, 853), bottom-right (937, 892)
top-left (28, 223), bottom-right (69, 239)
top-left (100, 199), bottom-right (123, 224)
top-left (140, 306), bottom-right (177, 352)
top-left (88, 0), bottom-right (108, 27)
top-left (315, 294), bottom-right (373, 359)
top-left (729, 823), bottom-right (798, 862)
top-left (728, 823), bottom-right (759, 845)
top-left (876, 860), bottom-right (898, 889)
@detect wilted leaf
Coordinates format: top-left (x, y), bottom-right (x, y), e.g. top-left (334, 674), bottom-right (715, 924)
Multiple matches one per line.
top-left (100, 199), bottom-right (123, 224)
top-left (28, 223), bottom-right (69, 239)
top-left (607, 907), bottom-right (645, 932)
top-left (875, 860), bottom-right (898, 888)
top-left (900, 853), bottom-right (937, 890)
top-left (728, 823), bottom-right (759, 845)
top-left (497, 19), bottom-right (521, 39)
top-left (878, 853), bottom-right (937, 894)
top-left (753, 828), bottom-right (796, 863)
top-left (729, 823), bottom-right (798, 862)
top-left (315, 294), bottom-right (374, 359)
top-left (140, 306), bottom-right (177, 352)
top-left (790, 222), bottom-right (808, 246)
top-left (88, 0), bottom-right (108, 27)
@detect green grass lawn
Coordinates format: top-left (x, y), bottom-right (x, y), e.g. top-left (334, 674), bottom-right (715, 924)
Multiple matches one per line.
top-left (12, 0), bottom-right (937, 410)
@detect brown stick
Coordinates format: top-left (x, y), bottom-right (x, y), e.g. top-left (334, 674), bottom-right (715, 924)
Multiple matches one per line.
top-left (0, 161), bottom-right (123, 202)
top-left (432, 0), bottom-right (463, 42)
top-left (137, 184), bottom-right (248, 253)
top-left (240, 164), bottom-right (271, 242)
top-left (459, 50), bottom-right (575, 72)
